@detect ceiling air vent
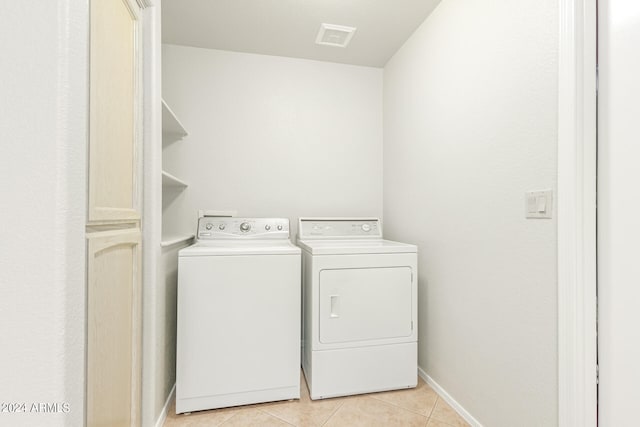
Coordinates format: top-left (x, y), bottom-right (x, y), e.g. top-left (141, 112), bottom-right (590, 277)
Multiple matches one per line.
top-left (315, 23), bottom-right (357, 48)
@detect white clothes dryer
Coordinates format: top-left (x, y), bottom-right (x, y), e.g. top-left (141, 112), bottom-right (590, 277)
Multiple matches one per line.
top-left (297, 218), bottom-right (418, 400)
top-left (176, 217), bottom-right (301, 413)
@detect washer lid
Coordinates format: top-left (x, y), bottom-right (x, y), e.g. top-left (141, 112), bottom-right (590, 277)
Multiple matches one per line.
top-left (179, 240), bottom-right (301, 256)
top-left (296, 239), bottom-right (417, 255)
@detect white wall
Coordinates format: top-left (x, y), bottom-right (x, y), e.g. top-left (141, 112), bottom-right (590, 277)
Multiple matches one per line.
top-left (0, 1), bottom-right (88, 426)
top-left (383, 1), bottom-right (558, 426)
top-left (162, 44), bottom-right (383, 237)
top-left (598, 0), bottom-right (640, 424)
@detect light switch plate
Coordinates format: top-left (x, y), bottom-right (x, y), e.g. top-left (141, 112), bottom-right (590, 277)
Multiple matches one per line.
top-left (525, 190), bottom-right (553, 219)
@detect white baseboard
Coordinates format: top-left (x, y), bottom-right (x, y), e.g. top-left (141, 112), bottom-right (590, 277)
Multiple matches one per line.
top-left (418, 366), bottom-right (483, 427)
top-left (154, 383), bottom-right (176, 427)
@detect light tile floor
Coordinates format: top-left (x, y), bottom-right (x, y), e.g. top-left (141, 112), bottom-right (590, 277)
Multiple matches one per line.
top-left (164, 373), bottom-right (470, 427)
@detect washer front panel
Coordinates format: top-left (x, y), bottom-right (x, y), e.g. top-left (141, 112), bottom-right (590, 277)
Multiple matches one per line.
top-left (176, 253), bottom-right (301, 411)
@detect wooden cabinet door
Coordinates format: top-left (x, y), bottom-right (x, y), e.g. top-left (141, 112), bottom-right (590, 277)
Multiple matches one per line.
top-left (86, 228), bottom-right (141, 427)
top-left (87, 0), bottom-right (145, 425)
top-left (89, 0), bottom-right (141, 222)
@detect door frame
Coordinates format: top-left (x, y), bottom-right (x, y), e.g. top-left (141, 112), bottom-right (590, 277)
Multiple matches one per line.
top-left (557, 0), bottom-right (598, 425)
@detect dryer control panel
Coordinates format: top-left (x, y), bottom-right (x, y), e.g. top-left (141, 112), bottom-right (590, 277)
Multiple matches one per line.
top-left (198, 217), bottom-right (290, 240)
top-left (298, 218), bottom-right (382, 240)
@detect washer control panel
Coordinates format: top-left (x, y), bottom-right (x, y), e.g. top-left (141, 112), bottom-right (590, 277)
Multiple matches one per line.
top-left (198, 218), bottom-right (290, 239)
top-left (298, 218), bottom-right (382, 239)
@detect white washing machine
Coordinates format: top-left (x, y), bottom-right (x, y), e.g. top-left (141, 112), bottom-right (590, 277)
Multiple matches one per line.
top-left (297, 218), bottom-right (418, 400)
top-left (176, 217), bottom-right (301, 413)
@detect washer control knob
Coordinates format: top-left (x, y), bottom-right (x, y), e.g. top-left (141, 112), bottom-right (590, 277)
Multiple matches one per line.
top-left (205, 223), bottom-right (213, 230)
top-left (277, 225), bottom-right (283, 231)
top-left (361, 224), bottom-right (371, 232)
top-left (240, 222), bottom-right (251, 232)
top-left (218, 224), bottom-right (226, 230)
top-left (265, 225), bottom-right (271, 231)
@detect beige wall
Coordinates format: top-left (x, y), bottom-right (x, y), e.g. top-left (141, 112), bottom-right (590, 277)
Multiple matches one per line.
top-left (383, 0), bottom-right (559, 425)
top-left (162, 44), bottom-right (384, 239)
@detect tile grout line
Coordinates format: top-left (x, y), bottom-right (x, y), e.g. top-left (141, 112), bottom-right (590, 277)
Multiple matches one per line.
top-left (256, 408), bottom-right (297, 426)
top-left (217, 410), bottom-right (238, 426)
top-left (320, 399), bottom-right (346, 427)
top-left (367, 393), bottom-right (434, 419)
top-left (427, 396), bottom-right (438, 418)
top-left (424, 396), bottom-right (437, 427)
top-left (427, 396), bottom-right (464, 427)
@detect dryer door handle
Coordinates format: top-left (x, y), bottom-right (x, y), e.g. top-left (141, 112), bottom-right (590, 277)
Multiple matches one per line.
top-left (330, 295), bottom-right (340, 318)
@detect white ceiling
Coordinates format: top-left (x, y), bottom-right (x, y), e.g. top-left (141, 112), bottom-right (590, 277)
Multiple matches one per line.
top-left (162, 0), bottom-right (442, 67)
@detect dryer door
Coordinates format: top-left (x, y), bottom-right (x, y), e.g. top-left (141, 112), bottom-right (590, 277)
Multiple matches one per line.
top-left (319, 267), bottom-right (413, 344)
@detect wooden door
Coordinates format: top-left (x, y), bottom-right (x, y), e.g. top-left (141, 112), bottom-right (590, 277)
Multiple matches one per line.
top-left (86, 229), bottom-right (142, 426)
top-left (89, 0), bottom-right (141, 223)
top-left (87, 0), bottom-right (144, 425)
